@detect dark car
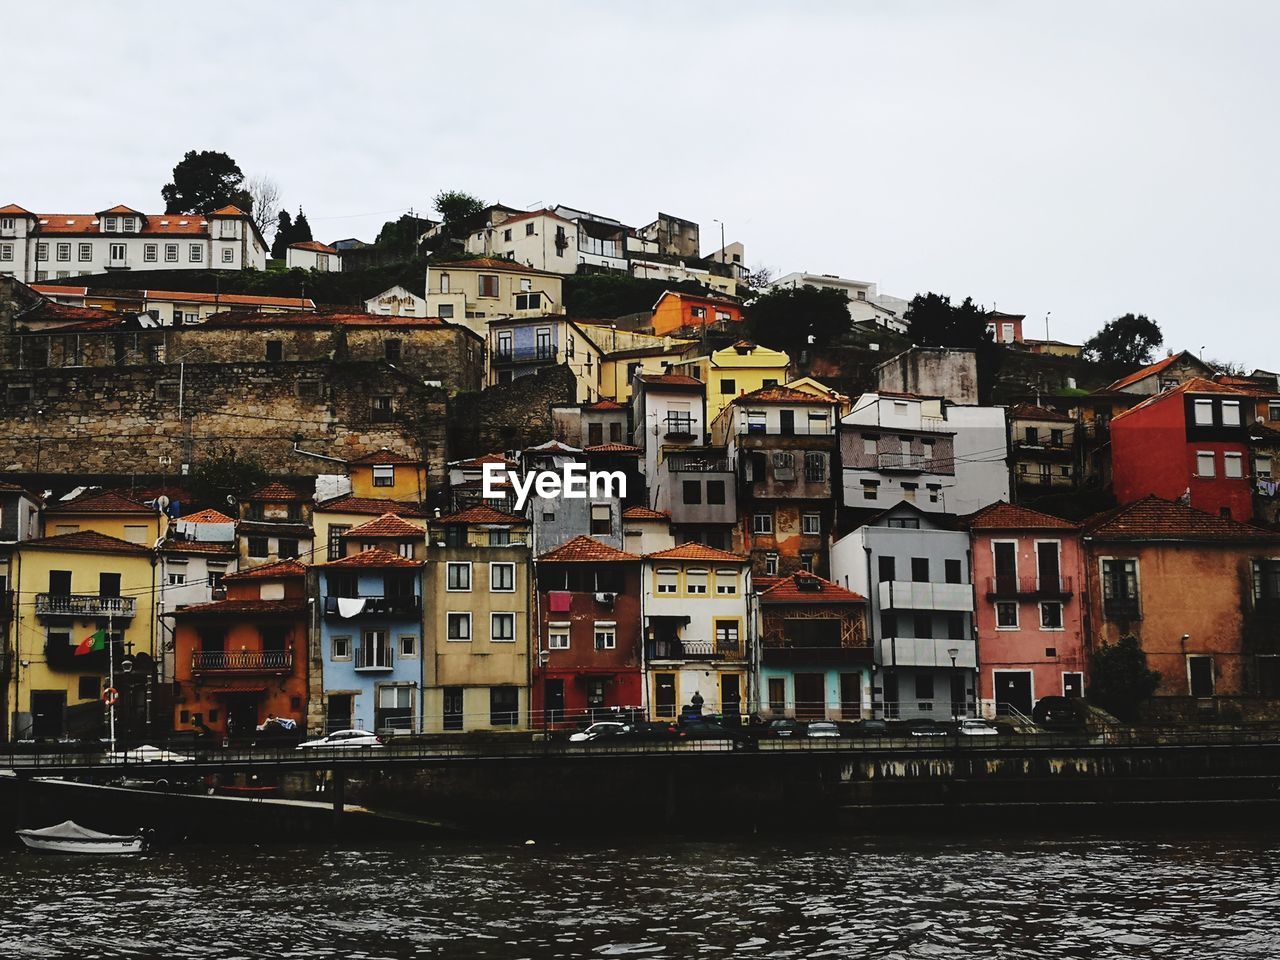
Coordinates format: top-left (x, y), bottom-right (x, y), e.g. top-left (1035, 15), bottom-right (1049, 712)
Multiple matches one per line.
top-left (762, 718), bottom-right (804, 739)
top-left (679, 720), bottom-right (751, 743)
top-left (632, 721), bottom-right (681, 742)
top-left (1032, 696), bottom-right (1087, 731)
top-left (852, 718), bottom-right (889, 738)
top-left (905, 718), bottom-right (952, 738)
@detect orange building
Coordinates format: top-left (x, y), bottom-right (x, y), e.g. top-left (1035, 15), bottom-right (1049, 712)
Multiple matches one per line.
top-left (651, 290), bottom-right (743, 336)
top-left (167, 558), bottom-right (309, 739)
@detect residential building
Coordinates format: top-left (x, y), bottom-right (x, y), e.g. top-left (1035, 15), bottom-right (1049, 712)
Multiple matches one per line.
top-left (712, 386), bottom-right (838, 577)
top-left (965, 502), bottom-right (1086, 717)
top-left (1009, 403), bottom-right (1077, 497)
top-left (651, 446), bottom-right (739, 552)
top-left (0, 203), bottom-right (268, 282)
top-left (767, 272), bottom-right (908, 334)
top-left (533, 536), bottom-right (643, 727)
top-left (285, 241), bottom-right (341, 272)
top-left (168, 557), bottom-right (308, 739)
top-left (31, 284), bottom-right (315, 324)
top-left (756, 572), bottom-right (872, 721)
top-left (347, 449), bottom-right (428, 503)
top-left (1023, 339), bottom-right (1083, 358)
top-left (157, 508), bottom-right (238, 684)
top-left (0, 482), bottom-right (42, 739)
top-left (237, 483), bottom-right (314, 568)
top-left (550, 205), bottom-right (630, 274)
top-left (552, 399), bottom-right (630, 449)
top-left (642, 543), bottom-right (751, 722)
top-left (343, 512), bottom-right (426, 560)
top-left (315, 548), bottom-right (424, 734)
top-left (876, 346), bottom-right (980, 405)
top-left (631, 372), bottom-right (707, 488)
top-left (628, 258), bottom-right (739, 298)
top-left (365, 285), bottom-right (428, 318)
top-left (444, 454), bottom-right (518, 514)
top-left (598, 341), bottom-right (695, 404)
top-left (621, 506), bottom-right (677, 555)
top-left (465, 209), bottom-right (579, 274)
top-left (1081, 497), bottom-right (1280, 714)
top-left (488, 314), bottom-right (604, 402)
top-left (522, 440), bottom-right (625, 552)
top-left (423, 507), bottom-right (532, 732)
top-left (425, 258), bottom-right (565, 336)
top-left (985, 311), bottom-right (1024, 345)
top-left (44, 489), bottom-right (164, 544)
top-left (831, 503), bottom-right (977, 720)
top-left (650, 290), bottom-right (743, 337)
top-left (1250, 421), bottom-right (1280, 529)
top-left (670, 341), bottom-right (791, 422)
top-left (10, 531), bottom-right (157, 740)
top-left (313, 495), bottom-right (428, 564)
top-left (637, 213), bottom-right (700, 259)
top-left (1111, 378), bottom-right (1255, 522)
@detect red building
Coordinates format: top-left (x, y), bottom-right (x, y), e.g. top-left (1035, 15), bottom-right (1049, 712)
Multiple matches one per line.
top-left (533, 535), bottom-right (643, 727)
top-left (1110, 378), bottom-right (1255, 522)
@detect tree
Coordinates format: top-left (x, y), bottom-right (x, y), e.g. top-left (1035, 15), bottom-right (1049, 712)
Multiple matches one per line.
top-left (270, 210), bottom-right (293, 260)
top-left (161, 149), bottom-right (252, 214)
top-left (432, 190), bottom-right (486, 243)
top-left (1083, 313), bottom-right (1163, 365)
top-left (374, 212), bottom-right (428, 258)
top-left (1087, 634), bottom-right (1162, 722)
top-left (744, 264), bottom-right (773, 292)
top-left (187, 446), bottom-right (269, 510)
top-left (245, 175), bottom-right (281, 241)
top-left (905, 292), bottom-right (989, 348)
top-left (743, 284), bottom-right (850, 357)
top-left (292, 208), bottom-right (313, 243)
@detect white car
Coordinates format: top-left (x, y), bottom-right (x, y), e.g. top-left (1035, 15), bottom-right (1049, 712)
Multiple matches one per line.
top-left (108, 744), bottom-right (194, 763)
top-left (957, 719), bottom-right (999, 736)
top-left (569, 722), bottom-right (631, 743)
top-left (296, 729), bottom-right (384, 750)
top-left (805, 722), bottom-right (841, 739)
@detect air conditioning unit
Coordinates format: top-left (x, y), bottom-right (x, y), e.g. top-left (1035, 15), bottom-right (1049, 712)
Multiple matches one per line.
top-left (594, 592), bottom-right (616, 607)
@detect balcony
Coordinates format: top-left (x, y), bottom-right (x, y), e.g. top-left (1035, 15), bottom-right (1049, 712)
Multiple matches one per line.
top-left (876, 637), bottom-right (977, 669)
top-left (492, 346), bottom-right (558, 366)
top-left (986, 576), bottom-right (1074, 599)
top-left (739, 422), bottom-right (835, 438)
top-left (648, 638), bottom-right (742, 660)
top-left (355, 640), bottom-right (395, 671)
top-left (877, 452), bottom-right (928, 472)
top-left (323, 595), bottom-right (421, 618)
top-left (664, 418), bottom-right (697, 441)
top-left (192, 650), bottom-right (293, 673)
top-left (36, 594), bottom-right (136, 620)
top-left (878, 581), bottom-right (972, 612)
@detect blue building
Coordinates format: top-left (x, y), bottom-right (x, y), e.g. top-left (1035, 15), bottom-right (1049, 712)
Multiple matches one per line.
top-left (316, 548), bottom-right (424, 734)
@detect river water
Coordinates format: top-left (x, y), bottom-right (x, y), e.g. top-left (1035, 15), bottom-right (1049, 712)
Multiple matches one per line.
top-left (3, 833), bottom-right (1280, 958)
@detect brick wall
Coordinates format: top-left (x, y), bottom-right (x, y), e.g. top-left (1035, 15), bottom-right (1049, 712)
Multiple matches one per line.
top-left (448, 365), bottom-right (577, 460)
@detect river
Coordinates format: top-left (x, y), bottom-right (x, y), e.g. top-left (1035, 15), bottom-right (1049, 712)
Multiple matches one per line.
top-left (3, 833), bottom-right (1280, 958)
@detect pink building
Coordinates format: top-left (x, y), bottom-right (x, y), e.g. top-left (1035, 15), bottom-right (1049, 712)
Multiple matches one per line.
top-left (965, 502), bottom-right (1086, 717)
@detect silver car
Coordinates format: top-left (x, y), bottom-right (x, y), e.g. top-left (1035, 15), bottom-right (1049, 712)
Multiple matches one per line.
top-left (296, 729), bottom-right (384, 750)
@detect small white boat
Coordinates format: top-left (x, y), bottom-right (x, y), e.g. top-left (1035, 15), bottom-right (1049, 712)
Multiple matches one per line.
top-left (16, 820), bottom-right (145, 854)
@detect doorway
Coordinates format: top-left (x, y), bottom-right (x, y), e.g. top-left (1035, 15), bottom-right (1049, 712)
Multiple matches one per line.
top-left (653, 673), bottom-right (676, 719)
top-left (223, 693), bottom-right (260, 739)
top-left (30, 690), bottom-right (65, 739)
top-left (327, 693), bottom-right (353, 732)
top-left (1063, 672), bottom-right (1084, 698)
top-left (994, 671), bottom-right (1033, 716)
top-left (1188, 656), bottom-right (1215, 698)
top-left (443, 687), bottom-right (464, 731)
top-left (839, 673), bottom-right (861, 720)
top-left (720, 673), bottom-right (742, 722)
top-left (544, 679), bottom-right (565, 725)
top-left (794, 673), bottom-right (825, 720)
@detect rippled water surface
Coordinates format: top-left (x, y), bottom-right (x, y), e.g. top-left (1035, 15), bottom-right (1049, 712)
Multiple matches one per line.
top-left (3, 833), bottom-right (1280, 958)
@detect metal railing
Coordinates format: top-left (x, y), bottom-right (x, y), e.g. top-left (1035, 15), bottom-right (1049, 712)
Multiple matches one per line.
top-left (192, 650), bottom-right (293, 672)
top-left (323, 596), bottom-right (421, 617)
top-left (739, 422), bottom-right (835, 437)
top-left (36, 594), bottom-right (136, 618)
top-left (986, 576), bottom-right (1074, 597)
top-left (354, 640), bottom-right (395, 670)
top-left (877, 452), bottom-right (928, 471)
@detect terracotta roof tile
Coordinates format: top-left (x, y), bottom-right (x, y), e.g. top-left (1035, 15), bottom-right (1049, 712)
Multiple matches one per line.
top-left (21, 530), bottom-right (152, 555)
top-left (314, 495), bottom-right (428, 518)
top-left (322, 547), bottom-right (422, 568)
top-left (160, 539), bottom-right (238, 557)
top-left (209, 204), bottom-right (248, 217)
top-left (584, 442), bottom-right (641, 454)
top-left (289, 240), bottom-right (340, 255)
top-left (622, 506), bottom-right (669, 520)
top-left (47, 490), bottom-right (155, 514)
top-left (344, 513), bottom-right (425, 538)
top-left (964, 501), bottom-right (1078, 531)
top-left (1111, 377), bottom-right (1250, 424)
top-left (96, 204), bottom-right (144, 216)
top-left (537, 535), bottom-right (639, 563)
top-left (759, 573), bottom-right (866, 604)
top-left (1009, 403), bottom-right (1074, 423)
top-left (437, 256), bottom-right (559, 277)
top-left (348, 448), bottom-right (422, 466)
top-left (168, 598), bottom-right (306, 618)
top-left (436, 505), bottom-right (528, 525)
top-left (584, 399), bottom-right (625, 411)
top-left (1083, 496), bottom-right (1280, 541)
top-left (1105, 351), bottom-right (1206, 392)
top-left (0, 203), bottom-right (35, 217)
top-left (180, 508), bottom-right (236, 524)
top-left (645, 543), bottom-right (748, 563)
top-left (248, 482), bottom-right (306, 502)
top-left (734, 385), bottom-right (836, 405)
top-left (451, 453), bottom-right (516, 469)
top-left (636, 373), bottom-right (705, 390)
top-left (223, 558), bottom-right (307, 581)
top-left (31, 212), bottom-right (211, 237)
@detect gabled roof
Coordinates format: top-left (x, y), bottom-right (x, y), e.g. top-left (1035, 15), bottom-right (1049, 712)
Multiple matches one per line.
top-left (622, 506), bottom-right (669, 521)
top-left (19, 530), bottom-right (151, 556)
top-left (436, 505), bottom-right (528, 525)
top-left (964, 501), bottom-right (1077, 531)
top-left (734, 385), bottom-right (836, 406)
top-left (348, 448), bottom-right (422, 466)
top-left (537, 535), bottom-right (639, 563)
top-left (168, 598), bottom-right (306, 618)
top-left (636, 373), bottom-right (705, 391)
top-left (344, 513), bottom-right (425, 538)
top-left (584, 399), bottom-right (625, 411)
top-left (1082, 496), bottom-right (1280, 541)
top-left (1009, 403), bottom-right (1074, 424)
top-left (209, 204), bottom-right (249, 217)
top-left (435, 257), bottom-right (559, 277)
top-left (645, 543), bottom-right (748, 563)
top-left (47, 490), bottom-right (155, 515)
top-left (179, 508), bottom-right (235, 524)
top-left (248, 482), bottom-right (306, 502)
top-left (223, 558), bottom-right (307, 582)
top-left (1104, 350), bottom-right (1210, 393)
top-left (584, 442), bottom-right (641, 454)
top-left (289, 240), bottom-right (340, 255)
top-left (96, 204), bottom-right (144, 216)
top-left (450, 453), bottom-right (517, 469)
top-left (1111, 377), bottom-right (1250, 424)
top-left (0, 203), bottom-right (35, 217)
top-left (160, 539), bottom-right (238, 557)
top-left (322, 547), bottom-right (422, 568)
top-left (313, 494), bottom-right (428, 518)
top-left (759, 573), bottom-right (866, 604)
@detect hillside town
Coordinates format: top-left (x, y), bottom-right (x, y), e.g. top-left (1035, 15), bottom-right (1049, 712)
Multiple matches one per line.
top-left (1, 192), bottom-right (1278, 744)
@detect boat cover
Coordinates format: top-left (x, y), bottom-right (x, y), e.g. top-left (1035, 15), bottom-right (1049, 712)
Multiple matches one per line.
top-left (17, 820), bottom-right (135, 841)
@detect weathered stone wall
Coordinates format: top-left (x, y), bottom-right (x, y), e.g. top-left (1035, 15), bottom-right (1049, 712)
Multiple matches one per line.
top-left (448, 364), bottom-right (576, 460)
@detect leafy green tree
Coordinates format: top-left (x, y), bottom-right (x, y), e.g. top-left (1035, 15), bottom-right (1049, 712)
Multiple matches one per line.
top-left (432, 190), bottom-right (486, 242)
top-left (903, 292), bottom-right (1003, 403)
top-left (187, 447), bottom-right (269, 510)
top-left (1087, 634), bottom-right (1162, 722)
top-left (743, 284), bottom-right (850, 356)
top-left (375, 212), bottom-right (427, 256)
top-left (162, 149), bottom-right (252, 214)
top-left (270, 209), bottom-right (293, 259)
top-left (1083, 313), bottom-right (1163, 365)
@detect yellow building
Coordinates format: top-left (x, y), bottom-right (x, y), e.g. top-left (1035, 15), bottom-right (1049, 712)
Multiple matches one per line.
top-left (670, 341), bottom-right (791, 422)
top-left (10, 530), bottom-right (157, 740)
top-left (44, 489), bottom-right (165, 544)
top-left (313, 494), bottom-right (430, 564)
top-left (348, 450), bottom-right (428, 503)
top-left (425, 258), bottom-right (566, 338)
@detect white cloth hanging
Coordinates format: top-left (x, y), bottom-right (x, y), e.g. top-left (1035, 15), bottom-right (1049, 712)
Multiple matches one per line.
top-left (337, 597), bottom-right (367, 618)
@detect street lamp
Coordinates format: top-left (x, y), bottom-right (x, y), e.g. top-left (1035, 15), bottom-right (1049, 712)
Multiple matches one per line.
top-left (947, 647), bottom-right (960, 720)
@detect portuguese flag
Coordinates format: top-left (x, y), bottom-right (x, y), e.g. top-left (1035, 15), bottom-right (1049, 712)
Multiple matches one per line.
top-left (74, 629), bottom-right (106, 656)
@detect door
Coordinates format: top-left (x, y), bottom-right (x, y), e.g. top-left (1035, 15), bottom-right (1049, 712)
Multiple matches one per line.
top-left (30, 691), bottom-right (65, 739)
top-left (881, 672), bottom-right (899, 719)
top-left (443, 687), bottom-right (464, 731)
top-left (224, 693), bottom-right (259, 740)
top-left (779, 410), bottom-right (795, 435)
top-left (1063, 672), bottom-right (1084, 698)
top-left (794, 673), bottom-right (825, 720)
top-left (1037, 541), bottom-right (1060, 592)
top-left (1189, 656), bottom-right (1215, 698)
top-left (839, 673), bottom-right (861, 720)
top-left (720, 674), bottom-right (742, 723)
top-left (654, 672), bottom-right (676, 719)
top-left (767, 677), bottom-right (786, 714)
top-left (544, 679), bottom-right (565, 725)
top-left (994, 671), bottom-right (1033, 716)
top-left (327, 693), bottom-right (353, 732)
top-left (993, 542), bottom-right (1017, 593)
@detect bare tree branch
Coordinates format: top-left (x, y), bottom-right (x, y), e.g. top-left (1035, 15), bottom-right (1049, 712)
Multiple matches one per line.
top-left (245, 175), bottom-right (281, 240)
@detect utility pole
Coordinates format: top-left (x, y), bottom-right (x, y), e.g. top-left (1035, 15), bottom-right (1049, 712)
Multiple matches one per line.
top-left (107, 609), bottom-right (115, 751)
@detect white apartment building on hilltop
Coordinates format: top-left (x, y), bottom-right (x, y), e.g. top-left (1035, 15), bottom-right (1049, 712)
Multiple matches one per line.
top-left (0, 203), bottom-right (268, 282)
top-left (768, 272), bottom-right (909, 334)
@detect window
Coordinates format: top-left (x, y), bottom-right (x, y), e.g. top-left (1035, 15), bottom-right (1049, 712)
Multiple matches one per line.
top-left (1188, 655), bottom-right (1215, 698)
top-left (327, 525), bottom-right (349, 561)
top-left (491, 612), bottom-right (516, 642)
top-left (488, 528), bottom-right (511, 546)
top-left (945, 559), bottom-right (962, 584)
top-left (1224, 452), bottom-right (1243, 479)
top-left (590, 504), bottom-right (611, 535)
top-left (878, 556), bottom-right (896, 582)
top-left (222, 248), bottom-right (234, 263)
top-left (1222, 401), bottom-right (1242, 426)
top-left (768, 678), bottom-right (786, 713)
top-left (802, 513), bottom-right (821, 535)
top-left (56, 242), bottom-right (70, 262)
top-left (1271, 402), bottom-right (1280, 423)
top-left (773, 452), bottom-right (795, 480)
top-left (657, 568), bottom-right (679, 594)
top-left (438, 304), bottom-right (454, 319)
top-left (372, 464), bottom-right (395, 487)
top-left (137, 242), bottom-right (157, 263)
top-left (331, 636), bottom-right (352, 660)
top-left (78, 676), bottom-right (99, 701)
top-left (478, 274), bottom-right (499, 298)
top-left (913, 612), bottom-right (933, 638)
top-left (862, 479), bottom-right (879, 501)
top-left (863, 435), bottom-right (878, 455)
top-left (165, 243), bottom-right (178, 262)
top-left (36, 242), bottom-right (49, 261)
top-left (0, 217), bottom-right (11, 231)
top-left (716, 569), bottom-right (738, 595)
top-left (503, 228), bottom-right (513, 242)
top-left (911, 558), bottom-right (929, 582)
top-left (1193, 399), bottom-right (1213, 426)
top-left (447, 562), bottom-right (472, 591)
top-left (915, 673), bottom-right (935, 709)
top-left (706, 480), bottom-right (725, 505)
top-left (277, 539), bottom-right (300, 559)
top-left (490, 687), bottom-right (519, 726)
top-left (1102, 558), bottom-right (1140, 617)
top-left (715, 620), bottom-right (739, 653)
top-left (399, 634), bottom-right (417, 657)
top-left (1257, 456), bottom-right (1273, 479)
top-left (1024, 427), bottom-right (1039, 446)
top-left (447, 613), bottom-right (472, 641)
top-left (371, 396), bottom-right (393, 422)
top-left (746, 411), bottom-right (766, 434)
top-left (947, 613), bottom-right (966, 640)
top-left (190, 244), bottom-right (203, 262)
top-left (1196, 451), bottom-right (1216, 477)
top-left (515, 293), bottom-right (542, 311)
top-left (682, 480), bottom-right (702, 504)
top-left (752, 513), bottom-right (773, 535)
top-left (265, 340), bottom-right (283, 362)
top-left (109, 242), bottom-right (126, 261)
top-left (1252, 560), bottom-right (1280, 604)
top-left (593, 622), bottom-right (617, 650)
top-left (168, 571), bottom-right (186, 586)
top-left (548, 625), bottom-right (570, 649)
top-left (686, 569), bottom-right (708, 595)
top-left (525, 223), bottom-right (535, 237)
top-left (881, 611), bottom-right (897, 637)
top-left (0, 243), bottom-right (10, 262)
top-left (384, 339), bottom-right (402, 363)
top-left (764, 552), bottom-right (778, 576)
top-left (247, 537), bottom-right (269, 558)
top-left (721, 378), bottom-right (736, 395)
top-left (691, 306), bottom-right (706, 320)
top-left (805, 452), bottom-right (825, 482)
top-left (490, 562), bottom-right (515, 592)
top-left (1040, 602), bottom-right (1064, 629)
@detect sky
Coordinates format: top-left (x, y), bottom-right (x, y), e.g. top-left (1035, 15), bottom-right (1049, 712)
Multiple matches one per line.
top-left (5, 1), bottom-right (1277, 369)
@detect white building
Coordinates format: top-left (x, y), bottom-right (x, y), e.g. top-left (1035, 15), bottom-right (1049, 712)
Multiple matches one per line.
top-left (768, 272), bottom-right (908, 334)
top-left (286, 241), bottom-right (341, 272)
top-left (0, 203), bottom-right (267, 282)
top-left (466, 209), bottom-right (579, 275)
top-left (365, 285), bottom-right (428, 318)
top-left (630, 372), bottom-right (708, 488)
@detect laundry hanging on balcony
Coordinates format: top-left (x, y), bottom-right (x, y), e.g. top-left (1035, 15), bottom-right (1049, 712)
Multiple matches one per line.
top-left (1258, 479), bottom-right (1278, 498)
top-left (548, 591), bottom-right (572, 613)
top-left (336, 597), bottom-right (367, 617)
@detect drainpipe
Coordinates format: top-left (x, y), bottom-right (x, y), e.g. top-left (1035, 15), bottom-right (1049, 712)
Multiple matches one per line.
top-left (292, 442), bottom-right (347, 465)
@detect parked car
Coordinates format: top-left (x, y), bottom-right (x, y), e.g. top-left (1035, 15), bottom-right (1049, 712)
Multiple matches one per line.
top-left (763, 718), bottom-right (804, 739)
top-left (679, 720), bottom-right (749, 742)
top-left (296, 729), bottom-right (384, 750)
top-left (569, 722), bottom-right (632, 743)
top-left (805, 721), bottom-right (841, 739)
top-left (1032, 696), bottom-right (1087, 731)
top-left (906, 719), bottom-right (951, 738)
top-left (851, 719), bottom-right (889, 738)
top-left (957, 719), bottom-right (998, 736)
top-left (632, 721), bottom-right (681, 742)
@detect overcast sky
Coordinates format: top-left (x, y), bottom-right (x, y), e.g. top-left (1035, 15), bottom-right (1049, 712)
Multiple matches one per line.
top-left (6, 1), bottom-right (1277, 369)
